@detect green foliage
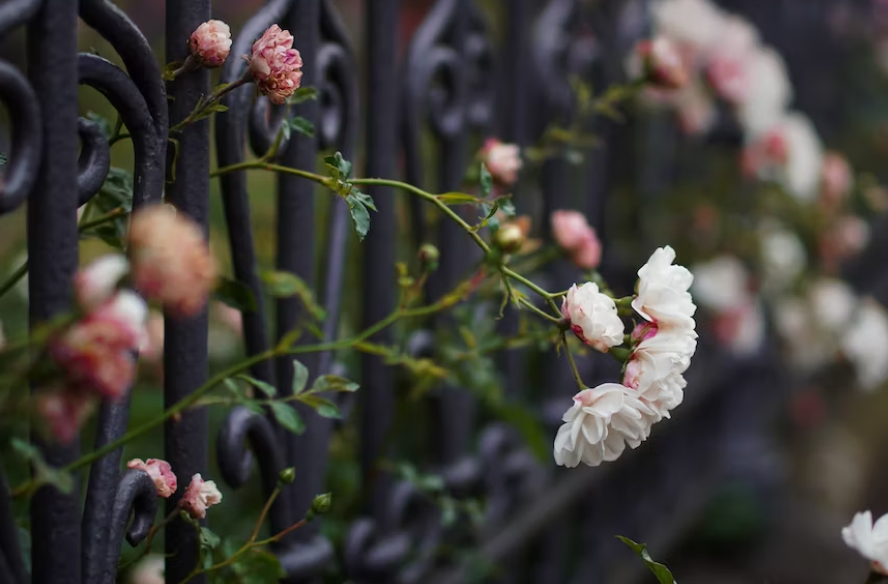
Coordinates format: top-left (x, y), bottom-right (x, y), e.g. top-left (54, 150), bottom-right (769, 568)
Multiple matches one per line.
top-left (214, 277), bottom-right (258, 312)
top-left (281, 116), bottom-right (314, 139)
top-left (11, 438), bottom-right (72, 495)
top-left (616, 536), bottom-right (677, 584)
top-left (79, 167), bottom-right (134, 250)
top-left (479, 163), bottom-right (493, 197)
top-left (394, 462), bottom-right (484, 527)
top-left (85, 110), bottom-right (114, 139)
top-left (227, 549), bottom-right (285, 584)
top-left (286, 86), bottom-right (319, 105)
top-left (268, 401), bottom-right (305, 435)
top-left (292, 360), bottom-right (309, 394)
top-left (259, 270), bottom-right (326, 321)
top-left (237, 374), bottom-right (277, 398)
top-left (324, 152), bottom-right (377, 241)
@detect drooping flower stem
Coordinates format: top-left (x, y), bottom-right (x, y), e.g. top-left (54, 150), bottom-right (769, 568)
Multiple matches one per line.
top-left (562, 333), bottom-right (586, 389)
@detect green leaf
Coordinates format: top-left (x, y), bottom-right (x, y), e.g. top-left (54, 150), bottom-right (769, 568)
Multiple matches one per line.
top-left (616, 536), bottom-right (677, 584)
top-left (85, 111), bottom-right (113, 139)
top-left (350, 189), bottom-right (377, 212)
top-left (299, 395), bottom-right (341, 419)
top-left (312, 374), bottom-right (359, 393)
top-left (480, 163), bottom-right (493, 197)
top-left (493, 403), bottom-right (548, 462)
top-left (237, 374), bottom-right (277, 397)
top-left (287, 86), bottom-right (320, 105)
top-left (259, 270), bottom-right (326, 321)
top-left (232, 549), bottom-right (286, 583)
top-left (224, 378), bottom-right (251, 401)
top-left (324, 152), bottom-right (352, 180)
top-left (162, 61), bottom-right (182, 81)
top-left (497, 199), bottom-right (516, 217)
top-left (199, 526), bottom-right (221, 550)
top-left (12, 438), bottom-right (73, 495)
top-left (292, 360), bottom-right (309, 394)
top-left (190, 101), bottom-right (228, 124)
top-left (345, 193), bottom-right (372, 241)
top-left (269, 401), bottom-right (305, 435)
top-left (213, 277), bottom-right (258, 312)
top-left (437, 192), bottom-right (484, 205)
top-left (276, 327), bottom-right (302, 351)
top-left (282, 116), bottom-right (315, 139)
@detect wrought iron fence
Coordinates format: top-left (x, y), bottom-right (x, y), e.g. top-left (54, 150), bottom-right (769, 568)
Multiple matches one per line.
top-left (0, 0), bottom-right (800, 583)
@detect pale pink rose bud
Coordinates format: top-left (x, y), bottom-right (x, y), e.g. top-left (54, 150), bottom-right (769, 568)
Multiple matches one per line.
top-left (820, 151), bottom-right (853, 209)
top-left (50, 291), bottom-right (146, 399)
top-left (630, 320), bottom-right (658, 344)
top-left (189, 20), bottom-right (232, 68)
top-left (248, 25), bottom-right (304, 105)
top-left (128, 206), bottom-right (217, 317)
top-left (480, 139), bottom-right (522, 186)
top-left (130, 555), bottom-right (165, 584)
top-left (179, 473), bottom-right (223, 519)
top-left (560, 283), bottom-right (624, 352)
top-left (635, 37), bottom-right (688, 90)
top-left (127, 458), bottom-right (177, 498)
top-left (35, 387), bottom-right (95, 444)
top-left (550, 210), bottom-right (603, 270)
top-left (74, 254), bottom-right (130, 311)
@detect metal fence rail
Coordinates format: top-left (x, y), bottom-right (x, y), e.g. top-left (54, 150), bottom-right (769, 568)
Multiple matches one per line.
top-left (0, 0), bottom-right (799, 583)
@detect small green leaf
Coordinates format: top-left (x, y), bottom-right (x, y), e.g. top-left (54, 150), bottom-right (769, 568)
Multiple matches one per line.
top-left (345, 194), bottom-right (372, 241)
top-left (292, 360), bottom-right (309, 394)
top-left (232, 549), bottom-right (286, 583)
top-left (312, 374), bottom-right (359, 393)
top-left (237, 374), bottom-right (277, 397)
top-left (269, 401), bottom-right (305, 435)
top-left (0, 151), bottom-right (7, 166)
top-left (213, 277), bottom-right (258, 312)
top-left (276, 327), bottom-right (302, 351)
top-left (350, 189), bottom-right (377, 212)
top-left (287, 86), bottom-right (319, 105)
top-left (497, 199), bottom-right (516, 217)
top-left (436, 192), bottom-right (484, 205)
top-left (259, 270), bottom-right (326, 321)
top-left (199, 527), bottom-right (221, 550)
top-left (315, 400), bottom-right (341, 419)
top-left (284, 116), bottom-right (315, 138)
top-left (324, 152), bottom-right (352, 180)
top-left (12, 438), bottom-right (73, 494)
top-left (480, 163), bottom-right (493, 197)
top-left (161, 61), bottom-right (182, 81)
top-left (190, 102), bottom-right (228, 124)
top-left (616, 536), bottom-right (677, 584)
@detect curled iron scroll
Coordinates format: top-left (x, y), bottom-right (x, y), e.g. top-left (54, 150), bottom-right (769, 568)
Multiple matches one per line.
top-left (98, 469), bottom-right (159, 584)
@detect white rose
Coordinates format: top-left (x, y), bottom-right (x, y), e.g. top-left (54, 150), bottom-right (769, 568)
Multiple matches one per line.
top-left (736, 47), bottom-right (792, 136)
top-left (561, 283), bottom-right (625, 352)
top-left (632, 245), bottom-right (696, 326)
top-left (652, 0), bottom-right (725, 51)
top-left (808, 277), bottom-right (856, 336)
top-left (780, 113), bottom-right (824, 201)
top-left (842, 511), bottom-right (888, 575)
top-left (623, 323), bottom-right (696, 420)
top-left (691, 255), bottom-right (749, 312)
top-left (774, 296), bottom-right (831, 372)
top-left (553, 384), bottom-right (654, 468)
top-left (841, 298), bottom-right (888, 391)
top-left (74, 254), bottom-right (130, 311)
top-left (130, 554), bottom-right (165, 584)
top-left (759, 220), bottom-right (806, 294)
top-left (726, 299), bottom-right (766, 357)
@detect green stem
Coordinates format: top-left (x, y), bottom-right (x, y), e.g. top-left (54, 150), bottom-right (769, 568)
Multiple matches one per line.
top-left (562, 333), bottom-right (586, 389)
top-left (517, 296), bottom-right (561, 324)
top-left (0, 262), bottom-right (27, 300)
top-left (501, 266), bottom-right (560, 313)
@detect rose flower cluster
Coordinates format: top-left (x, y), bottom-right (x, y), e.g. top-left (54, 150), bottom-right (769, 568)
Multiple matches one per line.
top-left (554, 246), bottom-right (697, 467)
top-left (38, 206), bottom-right (216, 443)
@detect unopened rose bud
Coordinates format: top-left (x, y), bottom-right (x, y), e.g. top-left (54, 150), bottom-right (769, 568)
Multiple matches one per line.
top-left (278, 467), bottom-right (296, 485)
top-left (635, 37), bottom-right (688, 90)
top-left (309, 492), bottom-right (332, 518)
top-left (418, 244), bottom-right (440, 272)
top-left (189, 20), bottom-right (232, 68)
top-left (493, 222), bottom-right (526, 253)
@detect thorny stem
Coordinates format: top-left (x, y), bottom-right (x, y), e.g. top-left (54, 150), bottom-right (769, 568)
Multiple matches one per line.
top-left (562, 333), bottom-right (586, 389)
top-left (169, 75), bottom-right (251, 133)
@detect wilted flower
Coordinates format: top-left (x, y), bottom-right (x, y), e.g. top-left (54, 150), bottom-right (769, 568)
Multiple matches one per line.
top-left (635, 37), bottom-right (689, 90)
top-left (128, 206), bottom-right (217, 317)
top-left (179, 473), bottom-right (223, 519)
top-left (130, 555), bottom-right (165, 584)
top-left (50, 291), bottom-right (146, 400)
top-left (632, 246), bottom-right (696, 327)
top-left (248, 25), bottom-right (304, 105)
top-left (553, 384), bottom-right (654, 468)
top-left (35, 387), bottom-right (95, 444)
top-left (480, 139), bottom-right (522, 186)
top-left (127, 458), bottom-right (178, 498)
top-left (841, 298), bottom-right (888, 391)
top-left (550, 210), bottom-right (602, 270)
top-left (74, 254), bottom-right (129, 312)
top-left (560, 283), bottom-right (624, 352)
top-left (189, 20), bottom-right (232, 68)
top-left (842, 511), bottom-right (888, 575)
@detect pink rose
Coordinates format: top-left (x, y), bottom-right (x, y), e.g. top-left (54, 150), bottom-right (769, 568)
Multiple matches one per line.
top-left (50, 291), bottom-right (146, 400)
top-left (35, 387), bottom-right (95, 444)
top-left (550, 210), bottom-right (602, 270)
top-left (248, 25), bottom-right (304, 105)
top-left (480, 139), bottom-right (522, 186)
top-left (706, 57), bottom-right (747, 104)
top-left (127, 458), bottom-right (177, 498)
top-left (635, 37), bottom-right (688, 90)
top-left (820, 151), bottom-right (853, 209)
top-left (179, 473), bottom-right (223, 519)
top-left (128, 206), bottom-right (217, 318)
top-left (74, 254), bottom-right (129, 312)
top-left (189, 20), bottom-right (232, 68)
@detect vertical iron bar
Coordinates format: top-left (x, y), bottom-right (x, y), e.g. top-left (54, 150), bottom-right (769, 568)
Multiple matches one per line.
top-left (361, 0), bottom-right (400, 517)
top-left (164, 0), bottom-right (210, 581)
top-left (27, 0), bottom-right (81, 582)
top-left (277, 0), bottom-right (321, 529)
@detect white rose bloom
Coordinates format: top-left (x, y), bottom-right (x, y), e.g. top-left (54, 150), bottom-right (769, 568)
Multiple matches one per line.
top-left (759, 220), bottom-right (806, 294)
top-left (691, 255), bottom-right (749, 312)
top-left (841, 298), bottom-right (888, 391)
top-left (711, 15), bottom-right (759, 60)
top-left (736, 47), bottom-right (792, 136)
top-left (652, 0), bottom-right (725, 51)
top-left (780, 113), bottom-right (824, 201)
top-left (74, 254), bottom-right (130, 311)
top-left (553, 384), bottom-right (654, 468)
top-left (561, 283), bottom-right (625, 352)
top-left (727, 299), bottom-right (766, 357)
top-left (130, 554), bottom-right (165, 584)
top-left (808, 278), bottom-right (856, 336)
top-left (632, 246), bottom-right (696, 326)
top-left (774, 296), bottom-right (831, 372)
top-left (623, 322), bottom-right (696, 420)
top-left (842, 511), bottom-right (888, 575)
